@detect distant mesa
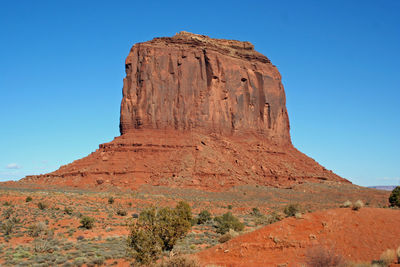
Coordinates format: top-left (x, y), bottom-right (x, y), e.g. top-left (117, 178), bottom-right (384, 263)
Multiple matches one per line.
top-left (20, 32), bottom-right (349, 190)
top-left (368, 185), bottom-right (397, 191)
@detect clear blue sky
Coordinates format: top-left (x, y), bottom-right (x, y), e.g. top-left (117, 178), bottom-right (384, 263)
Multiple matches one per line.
top-left (1, 0), bottom-right (399, 186)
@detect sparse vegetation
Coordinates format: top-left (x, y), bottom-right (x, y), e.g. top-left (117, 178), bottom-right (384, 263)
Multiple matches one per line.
top-left (250, 209), bottom-right (285, 226)
top-left (352, 200), bottom-right (364, 211)
top-left (3, 207), bottom-right (14, 219)
top-left (380, 249), bottom-right (396, 266)
top-left (158, 255), bottom-right (200, 267)
top-left (305, 246), bottom-right (346, 267)
top-left (214, 212), bottom-right (244, 234)
top-left (340, 200), bottom-right (352, 208)
top-left (127, 201), bottom-right (193, 264)
top-left (389, 186), bottom-right (400, 207)
top-left (64, 206), bottom-right (73, 215)
top-left (108, 196), bottom-right (115, 204)
top-left (1, 219), bottom-right (14, 235)
top-left (37, 201), bottom-right (48, 210)
top-left (0, 182), bottom-right (395, 266)
top-left (250, 207), bottom-right (262, 217)
top-left (80, 216), bottom-right (95, 229)
top-left (116, 208), bottom-right (127, 216)
top-left (284, 203), bottom-right (301, 217)
top-left (218, 229), bottom-right (238, 243)
top-left (197, 210), bottom-right (212, 224)
top-left (25, 196), bottom-right (33, 202)
top-left (28, 222), bottom-right (49, 237)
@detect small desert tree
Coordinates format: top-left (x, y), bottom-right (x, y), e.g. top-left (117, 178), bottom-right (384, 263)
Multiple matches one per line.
top-left (127, 201), bottom-right (193, 264)
top-left (389, 186), bottom-right (400, 207)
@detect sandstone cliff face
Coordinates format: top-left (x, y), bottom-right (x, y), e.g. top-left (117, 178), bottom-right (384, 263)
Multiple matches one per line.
top-left (120, 32), bottom-right (290, 144)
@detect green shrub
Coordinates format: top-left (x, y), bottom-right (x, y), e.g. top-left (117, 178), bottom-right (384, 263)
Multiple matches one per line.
top-left (127, 201), bottom-right (193, 264)
top-left (33, 238), bottom-right (51, 253)
top-left (80, 216), bottom-right (95, 229)
top-left (108, 196), bottom-right (115, 204)
top-left (89, 256), bottom-right (105, 266)
top-left (116, 209), bottom-right (127, 216)
top-left (283, 204), bottom-right (300, 217)
top-left (175, 201), bottom-right (193, 223)
top-left (389, 186), bottom-right (400, 207)
top-left (266, 211), bottom-right (284, 224)
top-left (3, 207), bottom-right (14, 219)
top-left (128, 218), bottom-right (163, 264)
top-left (371, 259), bottom-right (386, 266)
top-left (197, 210), bottom-right (212, 224)
top-left (25, 196), bottom-right (33, 202)
top-left (64, 206), bottom-right (73, 215)
top-left (156, 202), bottom-right (192, 251)
top-left (252, 210), bottom-right (284, 226)
top-left (250, 207), bottom-right (262, 217)
top-left (1, 219), bottom-right (14, 235)
top-left (28, 222), bottom-right (53, 238)
top-left (37, 202), bottom-right (48, 210)
top-left (214, 212), bottom-right (244, 234)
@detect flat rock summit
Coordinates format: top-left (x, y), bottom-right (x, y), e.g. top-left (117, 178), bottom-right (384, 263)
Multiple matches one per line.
top-left (21, 32), bottom-right (349, 190)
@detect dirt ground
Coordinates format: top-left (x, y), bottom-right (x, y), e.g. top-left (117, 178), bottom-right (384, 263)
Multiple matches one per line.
top-left (197, 207), bottom-right (400, 266)
top-left (0, 182), bottom-right (395, 266)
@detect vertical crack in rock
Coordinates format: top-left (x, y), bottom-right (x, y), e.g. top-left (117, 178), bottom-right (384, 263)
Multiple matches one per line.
top-left (203, 49), bottom-right (213, 90)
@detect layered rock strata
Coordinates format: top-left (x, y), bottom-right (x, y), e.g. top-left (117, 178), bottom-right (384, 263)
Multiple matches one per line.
top-left (20, 32), bottom-right (349, 190)
top-left (120, 32), bottom-right (290, 144)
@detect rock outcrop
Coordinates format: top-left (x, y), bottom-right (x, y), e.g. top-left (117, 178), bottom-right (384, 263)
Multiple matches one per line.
top-left (20, 32), bottom-right (349, 190)
top-left (120, 32), bottom-right (290, 144)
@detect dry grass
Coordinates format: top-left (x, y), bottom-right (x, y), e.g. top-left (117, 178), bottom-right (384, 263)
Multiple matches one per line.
top-left (305, 246), bottom-right (346, 267)
top-left (158, 255), bottom-right (200, 267)
top-left (352, 200), bottom-right (364, 211)
top-left (340, 200), bottom-right (352, 208)
top-left (380, 249), bottom-right (396, 265)
top-left (396, 246), bottom-right (400, 263)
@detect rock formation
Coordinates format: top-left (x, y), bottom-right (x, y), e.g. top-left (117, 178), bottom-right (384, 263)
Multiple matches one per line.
top-left (21, 32), bottom-right (349, 190)
top-left (120, 32), bottom-right (290, 144)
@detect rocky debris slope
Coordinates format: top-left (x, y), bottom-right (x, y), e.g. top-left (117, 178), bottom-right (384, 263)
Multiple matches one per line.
top-left (22, 130), bottom-right (345, 190)
top-left (20, 32), bottom-right (349, 190)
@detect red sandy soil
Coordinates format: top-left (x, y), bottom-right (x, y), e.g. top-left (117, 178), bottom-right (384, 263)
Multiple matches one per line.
top-left (198, 208), bottom-right (400, 267)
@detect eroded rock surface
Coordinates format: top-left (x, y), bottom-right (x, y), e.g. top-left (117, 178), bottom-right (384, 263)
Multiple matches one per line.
top-left (120, 32), bottom-right (290, 144)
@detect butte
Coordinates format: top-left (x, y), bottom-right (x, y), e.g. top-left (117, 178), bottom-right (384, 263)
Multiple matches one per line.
top-left (21, 32), bottom-right (349, 191)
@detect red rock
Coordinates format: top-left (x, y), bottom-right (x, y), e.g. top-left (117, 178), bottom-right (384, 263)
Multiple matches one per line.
top-left (120, 31), bottom-right (290, 144)
top-left (19, 32), bottom-right (349, 190)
